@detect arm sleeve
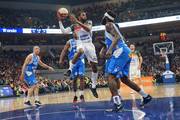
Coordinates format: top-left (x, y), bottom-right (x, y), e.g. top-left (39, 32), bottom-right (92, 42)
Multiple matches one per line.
top-left (59, 21), bottom-right (72, 34)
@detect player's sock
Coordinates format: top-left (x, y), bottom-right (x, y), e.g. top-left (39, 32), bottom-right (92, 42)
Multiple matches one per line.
top-left (79, 90), bottom-right (84, 96)
top-left (118, 89), bottom-right (121, 94)
top-left (25, 95), bottom-right (30, 102)
top-left (74, 91), bottom-right (77, 97)
top-left (35, 96), bottom-right (39, 101)
top-left (91, 72), bottom-right (98, 89)
top-left (138, 89), bottom-right (148, 98)
top-left (113, 95), bottom-right (122, 105)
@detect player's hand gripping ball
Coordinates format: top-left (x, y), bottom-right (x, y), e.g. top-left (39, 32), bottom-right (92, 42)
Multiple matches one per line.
top-left (57, 8), bottom-right (69, 20)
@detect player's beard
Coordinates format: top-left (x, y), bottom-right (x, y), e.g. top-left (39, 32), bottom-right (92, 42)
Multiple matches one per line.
top-left (81, 18), bottom-right (87, 23)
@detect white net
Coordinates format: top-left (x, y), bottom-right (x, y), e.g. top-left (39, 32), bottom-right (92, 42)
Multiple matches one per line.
top-left (160, 47), bottom-right (167, 57)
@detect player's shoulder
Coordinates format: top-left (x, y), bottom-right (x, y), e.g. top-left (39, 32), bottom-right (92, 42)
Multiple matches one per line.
top-left (67, 38), bottom-right (75, 45)
top-left (67, 39), bottom-right (72, 42)
top-left (68, 38), bottom-right (75, 43)
top-left (135, 50), bottom-right (141, 56)
top-left (27, 53), bottom-right (33, 58)
top-left (25, 53), bottom-right (33, 61)
top-left (135, 50), bottom-right (140, 53)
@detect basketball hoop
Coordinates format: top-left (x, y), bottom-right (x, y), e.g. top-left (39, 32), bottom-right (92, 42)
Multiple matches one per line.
top-left (153, 41), bottom-right (174, 56)
top-left (160, 51), bottom-right (166, 58)
top-left (160, 47), bottom-right (167, 58)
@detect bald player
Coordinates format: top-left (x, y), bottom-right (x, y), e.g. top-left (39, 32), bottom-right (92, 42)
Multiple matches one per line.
top-left (20, 46), bottom-right (54, 107)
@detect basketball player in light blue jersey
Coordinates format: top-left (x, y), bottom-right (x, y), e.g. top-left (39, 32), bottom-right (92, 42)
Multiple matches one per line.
top-left (101, 11), bottom-right (152, 112)
top-left (59, 33), bottom-right (85, 103)
top-left (20, 46), bottom-right (54, 106)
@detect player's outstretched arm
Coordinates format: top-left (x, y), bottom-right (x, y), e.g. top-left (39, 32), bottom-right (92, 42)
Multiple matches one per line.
top-left (20, 54), bottom-right (32, 81)
top-left (38, 59), bottom-right (54, 71)
top-left (59, 41), bottom-right (70, 65)
top-left (58, 21), bottom-right (72, 34)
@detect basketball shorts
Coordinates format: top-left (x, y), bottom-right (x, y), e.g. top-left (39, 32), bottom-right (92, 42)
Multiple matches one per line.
top-left (107, 47), bottom-right (131, 79)
top-left (71, 59), bottom-right (85, 79)
top-left (76, 41), bottom-right (98, 63)
top-left (24, 71), bottom-right (37, 86)
top-left (129, 65), bottom-right (141, 80)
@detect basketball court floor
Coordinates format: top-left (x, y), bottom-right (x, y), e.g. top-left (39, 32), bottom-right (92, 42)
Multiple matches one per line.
top-left (0, 83), bottom-right (180, 120)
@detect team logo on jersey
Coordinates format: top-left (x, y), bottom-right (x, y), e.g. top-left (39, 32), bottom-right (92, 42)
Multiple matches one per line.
top-left (113, 48), bottom-right (123, 58)
top-left (25, 71), bottom-right (32, 76)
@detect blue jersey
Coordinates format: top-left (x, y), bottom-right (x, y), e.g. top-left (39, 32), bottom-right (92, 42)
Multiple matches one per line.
top-left (68, 39), bottom-right (84, 60)
top-left (25, 53), bottom-right (39, 73)
top-left (105, 23), bottom-right (131, 78)
top-left (68, 39), bottom-right (85, 79)
top-left (105, 23), bottom-right (128, 51)
top-left (24, 53), bottom-right (39, 86)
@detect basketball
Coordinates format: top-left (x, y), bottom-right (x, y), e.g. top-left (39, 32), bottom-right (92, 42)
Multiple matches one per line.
top-left (57, 8), bottom-right (69, 20)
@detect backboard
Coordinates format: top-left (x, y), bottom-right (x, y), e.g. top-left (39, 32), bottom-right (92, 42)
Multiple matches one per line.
top-left (153, 41), bottom-right (174, 55)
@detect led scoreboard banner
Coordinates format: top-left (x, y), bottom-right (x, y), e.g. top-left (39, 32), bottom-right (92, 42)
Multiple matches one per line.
top-left (0, 85), bottom-right (14, 97)
top-left (0, 28), bottom-right (23, 33)
top-left (0, 15), bottom-right (180, 34)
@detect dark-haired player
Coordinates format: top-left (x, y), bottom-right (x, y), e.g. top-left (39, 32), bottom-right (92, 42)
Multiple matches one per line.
top-left (101, 11), bottom-right (152, 112)
top-left (58, 11), bottom-right (98, 98)
top-left (59, 33), bottom-right (85, 103)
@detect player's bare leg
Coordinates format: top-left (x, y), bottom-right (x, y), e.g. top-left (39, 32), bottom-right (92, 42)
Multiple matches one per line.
top-left (24, 86), bottom-right (34, 106)
top-left (129, 77), bottom-right (143, 94)
top-left (79, 76), bottom-right (85, 102)
top-left (65, 49), bottom-right (84, 76)
top-left (90, 61), bottom-right (99, 98)
top-left (109, 78), bottom-right (121, 102)
top-left (73, 77), bottom-right (78, 103)
top-left (72, 49), bottom-right (84, 64)
top-left (108, 74), bottom-right (123, 112)
top-left (121, 76), bottom-right (152, 106)
top-left (137, 78), bottom-right (144, 90)
top-left (130, 78), bottom-right (136, 94)
top-left (115, 78), bottom-right (121, 94)
top-left (34, 84), bottom-right (41, 106)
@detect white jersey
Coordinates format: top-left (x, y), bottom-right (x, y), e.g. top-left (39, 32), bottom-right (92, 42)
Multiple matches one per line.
top-left (73, 20), bottom-right (93, 43)
top-left (129, 51), bottom-right (141, 80)
top-left (73, 20), bottom-right (97, 63)
top-left (59, 20), bottom-right (97, 63)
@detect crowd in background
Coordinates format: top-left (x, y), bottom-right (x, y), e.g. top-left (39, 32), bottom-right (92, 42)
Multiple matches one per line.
top-left (0, 0), bottom-right (180, 28)
top-left (0, 38), bottom-right (180, 96)
top-left (73, 0), bottom-right (180, 25)
top-left (0, 50), bottom-right (108, 96)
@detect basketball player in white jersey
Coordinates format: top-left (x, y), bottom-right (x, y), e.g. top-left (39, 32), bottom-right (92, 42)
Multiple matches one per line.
top-left (129, 44), bottom-right (143, 80)
top-left (129, 44), bottom-right (143, 89)
top-left (20, 46), bottom-right (54, 106)
top-left (58, 11), bottom-right (98, 98)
